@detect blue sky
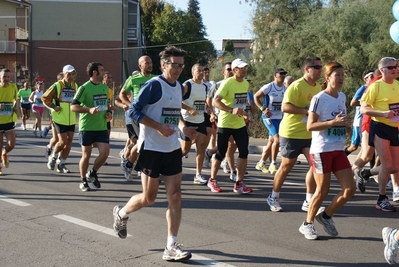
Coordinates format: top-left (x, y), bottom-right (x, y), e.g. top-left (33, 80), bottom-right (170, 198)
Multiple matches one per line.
top-left (165, 0), bottom-right (254, 50)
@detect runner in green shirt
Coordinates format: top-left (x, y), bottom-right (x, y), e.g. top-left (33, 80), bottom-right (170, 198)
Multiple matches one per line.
top-left (17, 82), bottom-right (31, 130)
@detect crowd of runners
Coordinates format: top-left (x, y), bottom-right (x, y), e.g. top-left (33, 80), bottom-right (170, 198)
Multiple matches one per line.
top-left (2, 49), bottom-right (399, 264)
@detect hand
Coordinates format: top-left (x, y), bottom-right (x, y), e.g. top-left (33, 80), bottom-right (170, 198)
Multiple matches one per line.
top-left (333, 111), bottom-right (348, 126)
top-left (122, 104), bottom-right (129, 111)
top-left (188, 109), bottom-right (198, 116)
top-left (232, 107), bottom-right (248, 117)
top-left (384, 110), bottom-right (395, 119)
top-left (89, 106), bottom-right (100, 115)
top-left (263, 108), bottom-right (272, 117)
top-left (182, 126), bottom-right (198, 140)
top-left (156, 123), bottom-right (176, 137)
top-left (210, 113), bottom-right (217, 123)
top-left (53, 106), bottom-right (62, 112)
top-left (105, 112), bottom-right (113, 121)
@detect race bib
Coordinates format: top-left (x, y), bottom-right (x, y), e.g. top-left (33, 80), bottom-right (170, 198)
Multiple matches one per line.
top-left (61, 88), bottom-right (75, 103)
top-left (193, 100), bottom-right (205, 115)
top-left (160, 107), bottom-right (180, 126)
top-left (22, 97), bottom-right (29, 104)
top-left (93, 94), bottom-right (108, 111)
top-left (326, 126), bottom-right (346, 141)
top-left (0, 103), bottom-right (13, 116)
top-left (389, 102), bottom-right (399, 122)
top-left (233, 93), bottom-right (247, 109)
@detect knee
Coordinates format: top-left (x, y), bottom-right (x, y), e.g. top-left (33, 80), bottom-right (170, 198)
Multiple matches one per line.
top-left (168, 190), bottom-right (182, 205)
top-left (143, 194), bottom-right (157, 206)
top-left (343, 185), bottom-right (356, 199)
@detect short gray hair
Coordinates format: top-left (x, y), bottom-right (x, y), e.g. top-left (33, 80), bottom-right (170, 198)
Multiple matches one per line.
top-left (378, 57), bottom-right (397, 69)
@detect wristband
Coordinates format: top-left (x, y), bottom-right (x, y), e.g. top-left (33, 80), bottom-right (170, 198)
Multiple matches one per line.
top-left (260, 106), bottom-right (266, 111)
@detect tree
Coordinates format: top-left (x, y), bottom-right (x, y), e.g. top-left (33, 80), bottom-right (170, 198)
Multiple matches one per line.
top-left (223, 39), bottom-right (235, 56)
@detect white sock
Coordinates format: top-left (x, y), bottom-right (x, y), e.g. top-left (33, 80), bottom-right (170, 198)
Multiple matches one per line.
top-left (394, 187), bottom-right (399, 193)
top-left (118, 207), bottom-right (128, 219)
top-left (271, 161), bottom-right (276, 164)
top-left (306, 193), bottom-right (313, 203)
top-left (167, 236), bottom-right (177, 248)
top-left (271, 190), bottom-right (279, 199)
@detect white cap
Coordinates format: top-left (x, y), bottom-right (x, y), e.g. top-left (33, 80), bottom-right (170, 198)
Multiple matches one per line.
top-left (62, 65), bottom-right (75, 73)
top-left (231, 58), bottom-right (248, 69)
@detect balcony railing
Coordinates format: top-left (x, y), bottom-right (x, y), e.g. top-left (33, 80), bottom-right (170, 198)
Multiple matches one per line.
top-left (0, 41), bottom-right (25, 53)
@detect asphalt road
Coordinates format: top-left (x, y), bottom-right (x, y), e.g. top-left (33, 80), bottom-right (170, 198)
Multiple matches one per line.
top-left (0, 127), bottom-right (396, 267)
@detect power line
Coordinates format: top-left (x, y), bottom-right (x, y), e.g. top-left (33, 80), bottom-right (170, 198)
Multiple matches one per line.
top-left (37, 39), bottom-right (212, 51)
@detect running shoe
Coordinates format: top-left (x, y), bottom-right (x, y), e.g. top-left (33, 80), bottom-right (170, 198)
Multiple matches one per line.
top-left (162, 243), bottom-right (192, 261)
top-left (57, 163), bottom-right (70, 173)
top-left (301, 200), bottom-right (326, 215)
top-left (79, 179), bottom-right (90, 192)
top-left (47, 157), bottom-right (56, 170)
top-left (387, 180), bottom-right (393, 189)
top-left (255, 162), bottom-right (269, 173)
top-left (354, 168), bottom-right (367, 193)
top-left (121, 160), bottom-right (133, 181)
top-left (233, 181), bottom-right (252, 194)
top-left (33, 130), bottom-right (38, 137)
top-left (221, 159), bottom-right (230, 173)
top-left (393, 192), bottom-right (399, 203)
top-left (376, 198), bottom-right (396, 212)
top-left (45, 146), bottom-right (52, 159)
top-left (193, 173), bottom-right (207, 185)
top-left (22, 124), bottom-right (26, 131)
top-left (113, 205), bottom-right (128, 239)
top-left (2, 154), bottom-right (9, 168)
top-left (207, 178), bottom-right (222, 192)
top-left (315, 213), bottom-right (338, 236)
top-left (86, 170), bottom-right (101, 189)
top-left (267, 194), bottom-right (283, 212)
top-left (268, 163), bottom-right (278, 175)
top-left (382, 227), bottom-right (398, 265)
top-left (229, 171), bottom-right (237, 182)
top-left (119, 148), bottom-right (126, 161)
top-left (299, 222), bottom-right (318, 240)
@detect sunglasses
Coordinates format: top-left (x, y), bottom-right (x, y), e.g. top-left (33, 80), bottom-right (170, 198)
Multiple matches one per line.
top-left (309, 65), bottom-right (323, 70)
top-left (384, 65), bottom-right (398, 70)
top-left (166, 62), bottom-right (185, 69)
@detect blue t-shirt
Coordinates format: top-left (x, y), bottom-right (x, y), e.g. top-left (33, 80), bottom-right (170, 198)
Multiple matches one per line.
top-left (353, 85), bottom-right (367, 127)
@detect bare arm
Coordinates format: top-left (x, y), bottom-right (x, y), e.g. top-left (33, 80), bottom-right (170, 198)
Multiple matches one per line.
top-left (307, 111), bottom-right (349, 132)
top-left (282, 102), bottom-right (308, 115)
top-left (213, 94), bottom-right (247, 117)
top-left (360, 102), bottom-right (393, 118)
top-left (350, 98), bottom-right (360, 107)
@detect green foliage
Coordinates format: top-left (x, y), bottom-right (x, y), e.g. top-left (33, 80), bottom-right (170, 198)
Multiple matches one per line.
top-left (237, 0), bottom-right (399, 137)
top-left (223, 40), bottom-right (235, 55)
top-left (139, 0), bottom-right (216, 82)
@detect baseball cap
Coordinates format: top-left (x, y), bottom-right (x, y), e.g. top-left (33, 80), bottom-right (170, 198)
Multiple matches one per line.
top-left (62, 65), bottom-right (76, 73)
top-left (274, 67), bottom-right (287, 75)
top-left (231, 58), bottom-right (248, 69)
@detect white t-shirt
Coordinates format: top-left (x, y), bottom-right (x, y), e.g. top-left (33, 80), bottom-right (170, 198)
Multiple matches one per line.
top-left (309, 91), bottom-right (347, 154)
top-left (258, 82), bottom-right (286, 119)
top-left (181, 80), bottom-right (206, 124)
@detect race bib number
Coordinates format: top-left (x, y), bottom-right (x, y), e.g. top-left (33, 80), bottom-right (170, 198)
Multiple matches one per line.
top-left (61, 88), bottom-right (75, 103)
top-left (271, 102), bottom-right (281, 111)
top-left (326, 126), bottom-right (346, 141)
top-left (160, 107), bottom-right (180, 126)
top-left (93, 94), bottom-right (108, 111)
top-left (35, 98), bottom-right (43, 105)
top-left (0, 102), bottom-right (13, 116)
top-left (22, 97), bottom-right (29, 104)
top-left (233, 93), bottom-right (247, 109)
top-left (193, 100), bottom-right (205, 115)
top-left (389, 102), bottom-right (399, 122)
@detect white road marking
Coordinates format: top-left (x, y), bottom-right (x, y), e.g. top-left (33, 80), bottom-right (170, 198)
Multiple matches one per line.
top-left (0, 195), bottom-right (31, 206)
top-left (54, 214), bottom-right (131, 238)
top-left (191, 253), bottom-right (237, 266)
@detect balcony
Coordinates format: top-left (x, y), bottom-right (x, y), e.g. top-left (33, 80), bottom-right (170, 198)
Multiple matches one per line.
top-left (0, 41), bottom-right (25, 53)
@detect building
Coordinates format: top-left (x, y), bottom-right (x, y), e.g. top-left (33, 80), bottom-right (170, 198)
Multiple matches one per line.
top-left (222, 39), bottom-right (252, 59)
top-left (0, 0), bottom-right (30, 86)
top-left (0, 0), bottom-right (146, 88)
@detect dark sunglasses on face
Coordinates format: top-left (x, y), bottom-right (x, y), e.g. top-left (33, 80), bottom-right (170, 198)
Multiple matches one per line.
top-left (166, 62), bottom-right (185, 69)
top-left (385, 65), bottom-right (398, 70)
top-left (309, 65), bottom-right (323, 70)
